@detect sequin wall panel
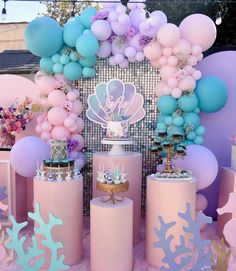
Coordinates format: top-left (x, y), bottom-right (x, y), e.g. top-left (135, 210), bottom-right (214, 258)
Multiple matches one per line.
top-left (79, 59), bottom-right (160, 216)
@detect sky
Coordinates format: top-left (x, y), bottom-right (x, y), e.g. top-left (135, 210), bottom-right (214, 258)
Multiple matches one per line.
top-left (1, 1), bottom-right (47, 23)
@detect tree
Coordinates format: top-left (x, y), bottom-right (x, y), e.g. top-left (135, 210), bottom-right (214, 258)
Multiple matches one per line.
top-left (41, 1), bottom-right (101, 25)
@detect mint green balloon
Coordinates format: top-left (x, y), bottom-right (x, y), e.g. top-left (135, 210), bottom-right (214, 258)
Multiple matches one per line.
top-left (63, 62), bottom-right (82, 80)
top-left (53, 63), bottom-right (64, 74)
top-left (76, 33), bottom-right (99, 58)
top-left (51, 54), bottom-right (61, 63)
top-left (39, 57), bottom-right (54, 73)
top-left (80, 7), bottom-right (97, 28)
top-left (178, 94), bottom-right (198, 112)
top-left (60, 54), bottom-right (70, 64)
top-left (63, 21), bottom-right (84, 47)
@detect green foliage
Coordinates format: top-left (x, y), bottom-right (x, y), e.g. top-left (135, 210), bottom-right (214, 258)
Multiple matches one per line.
top-left (41, 0), bottom-right (101, 25)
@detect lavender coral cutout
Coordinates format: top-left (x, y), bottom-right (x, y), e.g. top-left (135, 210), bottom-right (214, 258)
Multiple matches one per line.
top-left (153, 202), bottom-right (213, 271)
top-left (6, 202), bottom-right (69, 271)
top-left (0, 186), bottom-right (7, 220)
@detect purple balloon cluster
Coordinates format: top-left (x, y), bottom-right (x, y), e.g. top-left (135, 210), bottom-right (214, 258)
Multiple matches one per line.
top-left (91, 1), bottom-right (167, 68)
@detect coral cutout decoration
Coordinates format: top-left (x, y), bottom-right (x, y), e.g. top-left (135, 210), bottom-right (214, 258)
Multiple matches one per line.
top-left (217, 193), bottom-right (236, 249)
top-left (6, 202), bottom-right (69, 271)
top-left (86, 78), bottom-right (145, 127)
top-left (153, 202), bottom-right (212, 271)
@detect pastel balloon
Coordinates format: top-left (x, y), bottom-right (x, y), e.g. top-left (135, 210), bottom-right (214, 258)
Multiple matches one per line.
top-left (157, 23), bottom-right (180, 47)
top-left (48, 89), bottom-right (67, 106)
top-left (35, 72), bottom-right (58, 94)
top-left (67, 91), bottom-right (78, 101)
top-left (69, 150), bottom-right (80, 159)
top-left (118, 13), bottom-right (130, 24)
top-left (111, 37), bottom-right (128, 54)
top-left (52, 54), bottom-right (60, 63)
top-left (157, 95), bottom-right (177, 115)
top-left (129, 8), bottom-right (145, 28)
top-left (53, 63), bottom-right (64, 74)
top-left (70, 134), bottom-right (85, 151)
top-left (76, 117), bottom-right (85, 133)
top-left (171, 88), bottom-right (182, 99)
top-left (129, 34), bottom-right (143, 51)
top-left (97, 41), bottom-right (112, 58)
top-left (193, 70), bottom-right (202, 80)
top-left (64, 117), bottom-right (76, 128)
top-left (119, 59), bottom-right (129, 68)
top-left (162, 48), bottom-right (172, 58)
top-left (111, 21), bottom-right (129, 36)
top-left (135, 51), bottom-right (145, 62)
top-left (82, 67), bottom-right (96, 77)
top-left (80, 7), bottom-right (97, 28)
top-left (72, 100), bottom-right (83, 115)
top-left (79, 55), bottom-right (97, 67)
top-left (151, 10), bottom-right (167, 26)
top-left (143, 42), bottom-right (162, 60)
top-left (195, 75), bottom-right (228, 113)
top-left (184, 65), bottom-right (195, 75)
top-left (63, 21), bottom-right (84, 47)
top-left (155, 82), bottom-right (171, 97)
top-left (60, 54), bottom-right (70, 65)
top-left (158, 56), bottom-right (168, 66)
top-left (160, 65), bottom-right (177, 81)
top-left (179, 14), bottom-right (217, 51)
top-left (10, 136), bottom-right (50, 178)
top-left (188, 55), bottom-right (198, 66)
top-left (173, 39), bottom-right (191, 59)
top-left (39, 57), bottom-right (54, 73)
top-left (47, 107), bottom-right (68, 126)
top-left (125, 46), bottom-right (136, 58)
top-left (167, 77), bottom-right (178, 88)
top-left (91, 20), bottom-right (112, 41)
top-left (35, 124), bottom-right (42, 133)
top-left (174, 145), bottom-right (218, 191)
top-left (178, 75), bottom-right (196, 91)
top-left (191, 44), bottom-right (202, 56)
top-left (184, 112), bottom-right (200, 129)
top-left (51, 126), bottom-right (70, 140)
top-left (76, 33), bottom-right (99, 58)
top-left (25, 17), bottom-right (63, 57)
top-left (178, 94), bottom-right (198, 112)
top-left (150, 60), bottom-right (161, 69)
top-left (63, 62), bottom-right (82, 81)
top-left (168, 56), bottom-right (178, 66)
top-left (41, 121), bottom-right (52, 132)
top-left (41, 131), bottom-right (52, 141)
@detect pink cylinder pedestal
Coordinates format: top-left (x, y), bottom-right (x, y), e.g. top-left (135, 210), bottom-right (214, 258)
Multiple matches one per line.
top-left (146, 175), bottom-right (196, 269)
top-left (93, 151), bottom-right (142, 245)
top-left (33, 177), bottom-right (83, 267)
top-left (90, 197), bottom-right (133, 271)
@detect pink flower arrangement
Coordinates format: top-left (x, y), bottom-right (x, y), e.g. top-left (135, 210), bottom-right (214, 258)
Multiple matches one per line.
top-left (0, 97), bottom-right (33, 136)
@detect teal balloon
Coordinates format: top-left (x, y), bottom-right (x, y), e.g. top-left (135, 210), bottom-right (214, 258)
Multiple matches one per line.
top-left (51, 53), bottom-right (60, 63)
top-left (79, 56), bottom-right (97, 67)
top-left (156, 122), bottom-right (166, 131)
top-left (167, 126), bottom-right (184, 136)
top-left (194, 136), bottom-right (203, 144)
top-left (70, 51), bottom-right (79, 61)
top-left (178, 94), bottom-right (198, 112)
top-left (63, 22), bottom-right (84, 47)
top-left (24, 17), bottom-right (63, 57)
top-left (196, 126), bottom-right (205, 136)
top-left (164, 116), bottom-right (173, 126)
top-left (194, 107), bottom-right (200, 114)
top-left (184, 140), bottom-right (193, 146)
top-left (60, 54), bottom-right (70, 64)
top-left (157, 96), bottom-right (177, 115)
top-left (39, 57), bottom-right (54, 73)
top-left (76, 33), bottom-right (99, 58)
top-left (53, 63), bottom-right (64, 74)
top-left (59, 45), bottom-right (71, 55)
top-left (82, 67), bottom-right (96, 77)
top-left (80, 7), bottom-right (97, 28)
top-left (157, 114), bottom-right (167, 123)
top-left (195, 75), bottom-right (228, 113)
top-left (184, 112), bottom-right (200, 129)
top-left (187, 131), bottom-right (196, 140)
top-left (63, 62), bottom-right (82, 80)
top-left (172, 116), bottom-right (184, 127)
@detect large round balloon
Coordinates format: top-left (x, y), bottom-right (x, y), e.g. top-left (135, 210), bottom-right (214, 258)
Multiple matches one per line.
top-left (91, 20), bottom-right (112, 41)
top-left (80, 7), bottom-right (97, 29)
top-left (157, 96), bottom-right (177, 115)
top-left (174, 145), bottom-right (218, 191)
top-left (39, 57), bottom-right (54, 73)
top-left (10, 136), bottom-right (50, 178)
top-left (63, 21), bottom-right (84, 47)
top-left (179, 14), bottom-right (216, 52)
top-left (63, 62), bottom-right (82, 81)
top-left (25, 17), bottom-right (63, 57)
top-left (178, 93), bottom-right (198, 112)
top-left (195, 75), bottom-right (228, 113)
top-left (76, 33), bottom-right (99, 58)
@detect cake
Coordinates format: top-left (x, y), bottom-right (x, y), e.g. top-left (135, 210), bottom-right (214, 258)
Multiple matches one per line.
top-left (106, 120), bottom-right (129, 140)
top-left (34, 139), bottom-right (82, 181)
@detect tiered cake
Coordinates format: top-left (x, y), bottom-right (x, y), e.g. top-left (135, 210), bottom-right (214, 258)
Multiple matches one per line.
top-left (106, 120), bottom-right (130, 140)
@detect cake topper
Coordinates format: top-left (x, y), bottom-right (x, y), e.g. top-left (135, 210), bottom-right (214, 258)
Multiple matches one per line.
top-left (56, 166), bottom-right (63, 181)
top-left (86, 78), bottom-right (146, 139)
top-left (65, 164), bottom-right (72, 181)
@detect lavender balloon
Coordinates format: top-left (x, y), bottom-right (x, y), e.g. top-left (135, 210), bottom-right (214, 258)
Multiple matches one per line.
top-left (97, 41), bottom-right (112, 58)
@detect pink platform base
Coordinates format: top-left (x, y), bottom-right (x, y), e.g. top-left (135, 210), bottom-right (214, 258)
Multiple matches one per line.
top-left (92, 151), bottom-right (142, 245)
top-left (33, 178), bottom-right (83, 267)
top-left (146, 175), bottom-right (196, 269)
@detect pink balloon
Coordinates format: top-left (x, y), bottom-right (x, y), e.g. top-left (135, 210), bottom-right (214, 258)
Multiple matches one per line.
top-left (184, 65), bottom-right (195, 75)
top-left (125, 46), bottom-right (136, 58)
top-left (41, 131), bottom-right (51, 141)
top-left (48, 89), bottom-right (67, 107)
top-left (64, 117), bottom-right (76, 128)
top-left (187, 55), bottom-right (198, 66)
top-left (158, 56), bottom-right (168, 66)
top-left (35, 74), bottom-right (57, 95)
top-left (192, 70), bottom-right (202, 80)
top-left (69, 150), bottom-right (80, 159)
top-left (129, 8), bottom-right (145, 28)
top-left (35, 124), bottom-right (42, 134)
top-left (168, 56), bottom-right (178, 66)
top-left (72, 100), bottom-right (83, 115)
top-left (178, 75), bottom-right (196, 91)
top-left (47, 107), bottom-right (68, 126)
top-left (129, 33), bottom-right (143, 51)
top-left (168, 77), bottom-right (178, 88)
top-left (76, 117), bottom-right (85, 133)
top-left (157, 23), bottom-right (180, 47)
top-left (162, 48), bottom-right (172, 58)
top-left (196, 194), bottom-right (208, 211)
top-left (67, 91), bottom-right (78, 101)
top-left (41, 121), bottom-right (52, 132)
top-left (115, 53), bottom-right (125, 64)
top-left (70, 134), bottom-right (85, 151)
top-left (135, 51), bottom-right (145, 62)
top-left (119, 59), bottom-right (129, 68)
top-left (179, 14), bottom-right (217, 51)
top-left (173, 39), bottom-right (191, 60)
top-left (91, 20), bottom-right (112, 41)
top-left (160, 65), bottom-right (177, 81)
top-left (155, 82), bottom-right (171, 97)
top-left (143, 42), bottom-right (162, 60)
top-left (51, 126), bottom-right (70, 140)
top-left (174, 145), bottom-right (218, 191)
top-left (0, 246), bottom-right (6, 262)
top-left (111, 37), bottom-right (128, 54)
top-left (109, 56), bottom-right (116, 66)
top-left (69, 124), bottom-right (79, 133)
top-left (150, 59), bottom-right (161, 69)
top-left (151, 10), bottom-right (167, 26)
top-left (97, 41), bottom-right (112, 58)
top-left (196, 53), bottom-right (204, 61)
top-left (111, 21), bottom-right (129, 35)
top-left (171, 87), bottom-right (182, 98)
top-left (191, 44), bottom-right (202, 56)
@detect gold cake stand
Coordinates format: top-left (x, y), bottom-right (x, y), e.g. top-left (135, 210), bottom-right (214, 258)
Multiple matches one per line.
top-left (96, 182), bottom-right (129, 204)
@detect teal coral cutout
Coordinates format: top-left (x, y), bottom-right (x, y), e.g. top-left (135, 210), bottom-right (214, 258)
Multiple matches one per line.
top-left (6, 202), bottom-right (69, 271)
top-left (153, 202), bottom-right (213, 271)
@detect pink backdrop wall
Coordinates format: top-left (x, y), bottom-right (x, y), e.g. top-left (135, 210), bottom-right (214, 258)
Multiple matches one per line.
top-left (196, 51), bottom-right (236, 218)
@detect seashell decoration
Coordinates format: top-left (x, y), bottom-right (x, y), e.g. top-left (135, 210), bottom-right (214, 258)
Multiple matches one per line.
top-left (86, 79), bottom-right (146, 128)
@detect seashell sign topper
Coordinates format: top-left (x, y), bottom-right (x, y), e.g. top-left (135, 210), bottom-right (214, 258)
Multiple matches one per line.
top-left (86, 79), bottom-right (146, 128)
